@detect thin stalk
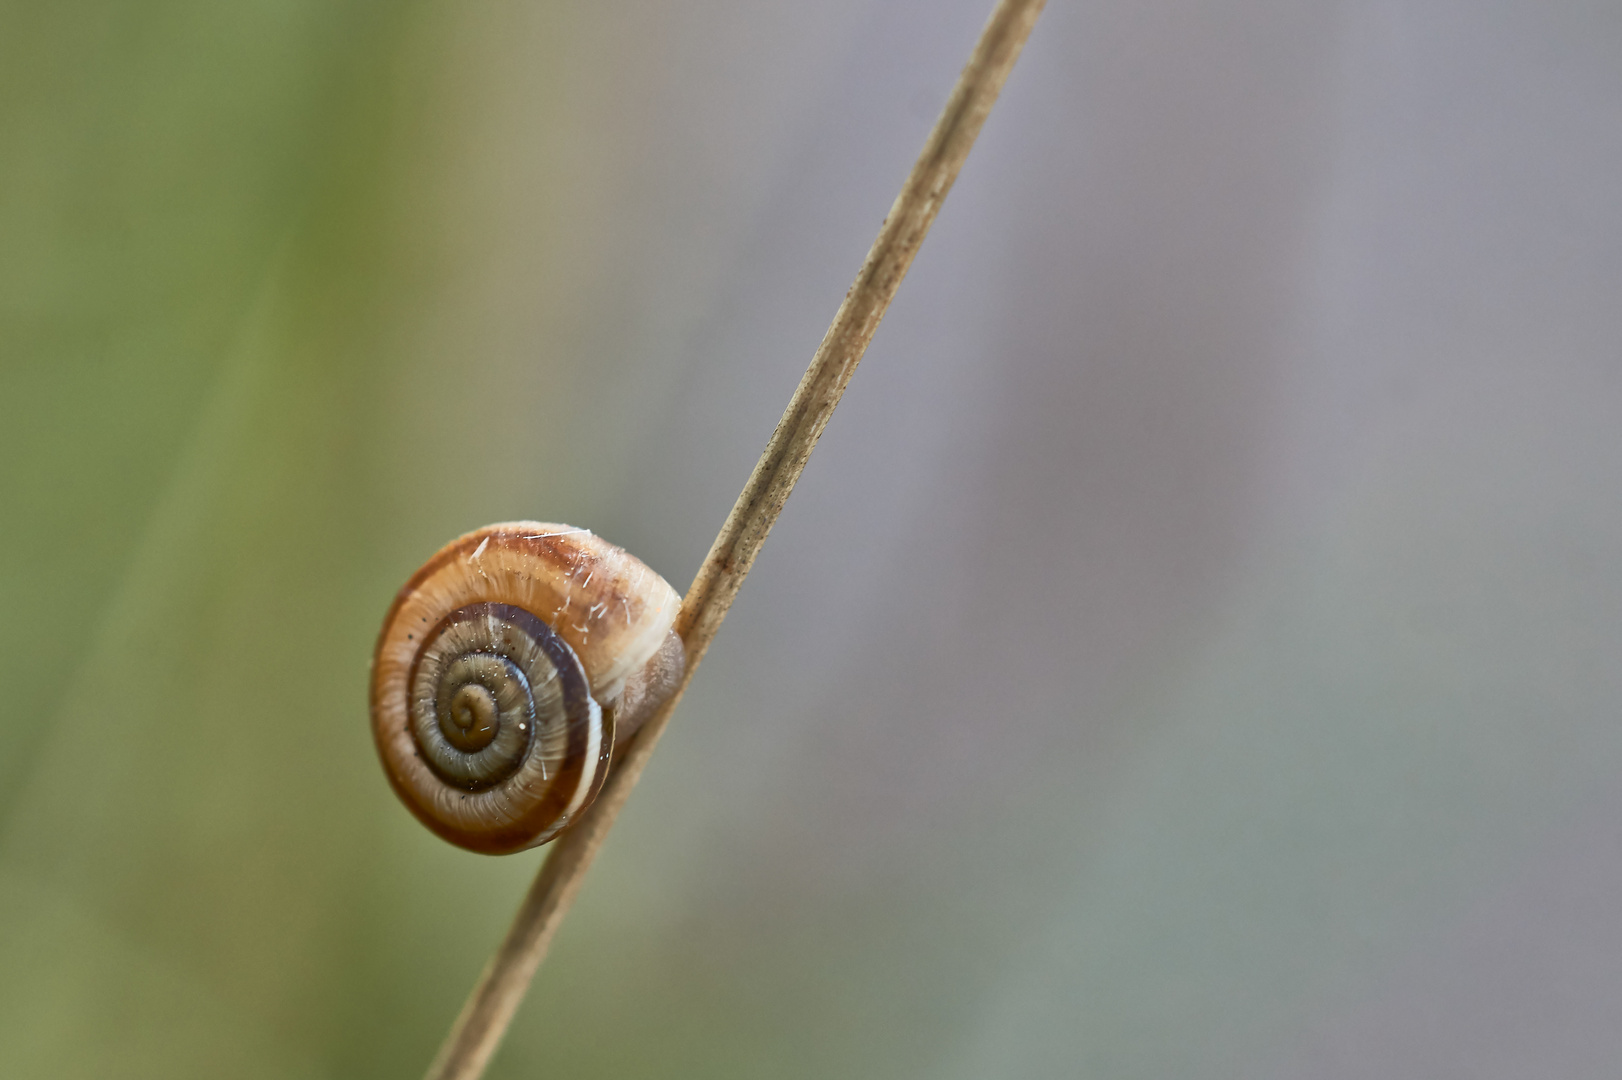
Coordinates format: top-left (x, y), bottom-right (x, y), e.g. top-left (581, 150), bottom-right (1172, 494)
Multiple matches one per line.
top-left (424, 1), bottom-right (1045, 1075)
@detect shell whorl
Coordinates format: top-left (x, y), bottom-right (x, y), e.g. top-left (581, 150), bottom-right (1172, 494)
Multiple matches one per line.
top-left (371, 523), bottom-right (682, 854)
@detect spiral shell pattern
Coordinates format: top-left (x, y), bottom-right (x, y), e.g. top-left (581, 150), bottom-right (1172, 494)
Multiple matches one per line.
top-left (371, 523), bottom-right (681, 854)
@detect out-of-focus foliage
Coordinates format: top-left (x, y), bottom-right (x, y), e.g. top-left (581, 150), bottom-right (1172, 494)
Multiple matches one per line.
top-left (1, 4), bottom-right (442, 1075)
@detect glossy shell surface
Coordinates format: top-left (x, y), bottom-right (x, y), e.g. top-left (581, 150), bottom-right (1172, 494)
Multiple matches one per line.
top-left (371, 522), bottom-right (681, 853)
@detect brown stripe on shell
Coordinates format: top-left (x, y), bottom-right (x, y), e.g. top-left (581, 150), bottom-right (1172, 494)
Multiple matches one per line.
top-left (369, 522), bottom-right (677, 854)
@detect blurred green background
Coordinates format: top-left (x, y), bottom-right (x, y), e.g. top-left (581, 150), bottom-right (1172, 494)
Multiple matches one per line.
top-left (5, 1), bottom-right (1622, 1077)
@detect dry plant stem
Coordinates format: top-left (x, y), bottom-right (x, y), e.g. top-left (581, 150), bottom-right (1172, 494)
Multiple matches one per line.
top-left (423, 2), bottom-right (1045, 1077)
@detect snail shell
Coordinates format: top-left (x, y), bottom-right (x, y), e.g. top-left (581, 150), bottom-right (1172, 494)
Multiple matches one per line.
top-left (370, 523), bottom-right (684, 854)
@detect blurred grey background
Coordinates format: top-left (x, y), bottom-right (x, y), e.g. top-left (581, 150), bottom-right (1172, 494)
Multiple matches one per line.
top-left (4, 1), bottom-right (1622, 1076)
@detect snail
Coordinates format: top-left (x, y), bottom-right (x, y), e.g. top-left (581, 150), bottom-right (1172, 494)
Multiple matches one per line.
top-left (370, 523), bottom-right (684, 854)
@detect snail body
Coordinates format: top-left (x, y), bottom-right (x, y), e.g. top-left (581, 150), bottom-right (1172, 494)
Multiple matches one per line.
top-left (371, 523), bottom-right (683, 854)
